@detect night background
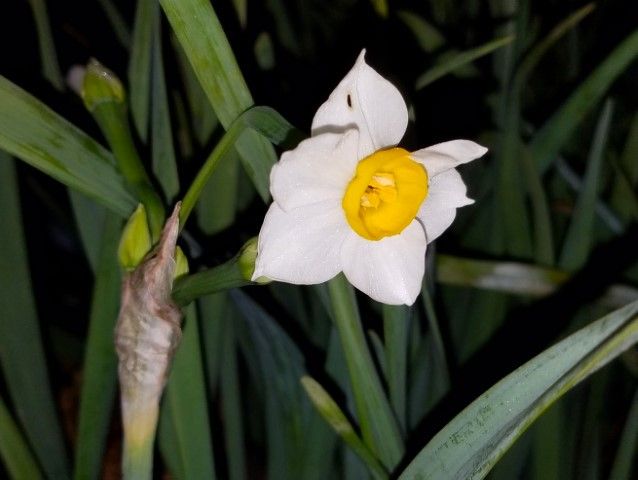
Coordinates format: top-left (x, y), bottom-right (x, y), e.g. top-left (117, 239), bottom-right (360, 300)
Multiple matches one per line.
top-left (1, 0), bottom-right (637, 479)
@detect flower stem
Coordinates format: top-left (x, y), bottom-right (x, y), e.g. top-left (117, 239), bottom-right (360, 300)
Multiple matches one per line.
top-left (382, 304), bottom-right (410, 435)
top-left (327, 274), bottom-right (404, 470)
top-left (121, 401), bottom-right (158, 480)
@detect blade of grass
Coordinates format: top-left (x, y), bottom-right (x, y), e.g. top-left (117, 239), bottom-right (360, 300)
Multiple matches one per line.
top-left (397, 10), bottom-right (445, 52)
top-left (608, 388), bottom-right (638, 480)
top-left (97, 0), bottom-right (132, 49)
top-left (530, 28), bottom-right (638, 173)
top-left (197, 148), bottom-right (240, 234)
top-left (128, 0), bottom-right (156, 141)
top-left (151, 17), bottom-right (179, 201)
top-left (0, 395), bottom-right (42, 480)
top-left (69, 191), bottom-right (107, 273)
top-left (73, 214), bottom-right (121, 480)
top-left (416, 36), bottom-right (514, 89)
top-left (556, 157), bottom-right (623, 234)
top-left (0, 76), bottom-right (136, 216)
top-left (27, 0), bottom-right (64, 90)
top-left (0, 154), bottom-right (70, 479)
top-left (232, 289), bottom-right (336, 479)
top-left (301, 376), bottom-right (388, 480)
top-left (559, 100), bottom-right (613, 271)
top-left (172, 37), bottom-right (219, 146)
top-left (382, 305), bottom-right (410, 435)
top-left (160, 0), bottom-right (279, 202)
top-left (179, 106), bottom-right (302, 228)
top-left (327, 274), bottom-right (404, 470)
top-left (163, 303), bottom-right (217, 479)
top-left (219, 316), bottom-right (247, 480)
top-left (398, 300), bottom-right (638, 480)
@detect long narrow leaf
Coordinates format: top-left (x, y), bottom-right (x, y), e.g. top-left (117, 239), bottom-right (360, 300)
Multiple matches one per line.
top-left (0, 76), bottom-right (135, 216)
top-left (151, 18), bottom-right (179, 201)
top-left (160, 0), bottom-right (278, 201)
top-left (73, 215), bottom-right (121, 480)
top-left (416, 36), bottom-right (514, 89)
top-left (128, 0), bottom-right (156, 141)
top-left (0, 154), bottom-right (69, 478)
top-left (27, 0), bottom-right (64, 90)
top-left (398, 300), bottom-right (638, 480)
top-left (163, 304), bottom-right (217, 479)
top-left (0, 395), bottom-right (42, 480)
top-left (559, 100), bottom-right (613, 271)
top-left (530, 28), bottom-right (638, 172)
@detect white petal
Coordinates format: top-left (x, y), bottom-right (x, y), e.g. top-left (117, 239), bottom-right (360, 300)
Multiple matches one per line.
top-left (417, 169), bottom-right (473, 243)
top-left (311, 50), bottom-right (408, 158)
top-left (270, 129), bottom-right (359, 211)
top-left (412, 140), bottom-right (487, 177)
top-left (340, 221), bottom-right (426, 305)
top-left (253, 201), bottom-right (348, 284)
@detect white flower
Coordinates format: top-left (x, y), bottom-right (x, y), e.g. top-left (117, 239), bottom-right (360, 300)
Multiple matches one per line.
top-left (252, 51), bottom-right (487, 305)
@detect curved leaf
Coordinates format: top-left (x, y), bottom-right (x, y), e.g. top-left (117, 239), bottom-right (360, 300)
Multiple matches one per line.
top-left (399, 300), bottom-right (638, 480)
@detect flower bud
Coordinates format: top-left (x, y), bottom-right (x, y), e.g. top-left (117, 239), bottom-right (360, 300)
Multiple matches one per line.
top-left (238, 237), bottom-right (270, 284)
top-left (81, 59), bottom-right (125, 112)
top-left (118, 204), bottom-right (152, 271)
top-left (115, 204), bottom-right (183, 469)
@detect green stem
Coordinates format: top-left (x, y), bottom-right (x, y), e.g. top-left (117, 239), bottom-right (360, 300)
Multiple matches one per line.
top-left (171, 255), bottom-right (249, 306)
top-left (121, 401), bottom-right (159, 480)
top-left (179, 117), bottom-right (242, 229)
top-left (92, 102), bottom-right (165, 241)
top-left (382, 305), bottom-right (409, 435)
top-left (327, 274), bottom-right (403, 470)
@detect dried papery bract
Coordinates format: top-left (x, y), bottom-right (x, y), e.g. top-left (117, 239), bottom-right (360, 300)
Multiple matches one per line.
top-left (115, 204), bottom-right (182, 479)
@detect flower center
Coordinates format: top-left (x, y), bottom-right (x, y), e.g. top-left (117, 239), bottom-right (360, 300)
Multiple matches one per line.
top-left (342, 148), bottom-right (428, 241)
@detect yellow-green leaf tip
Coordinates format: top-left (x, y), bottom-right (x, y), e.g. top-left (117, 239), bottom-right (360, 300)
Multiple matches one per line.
top-left (81, 58), bottom-right (125, 111)
top-left (238, 237), bottom-right (270, 284)
top-left (174, 246), bottom-right (189, 280)
top-left (118, 204), bottom-right (152, 271)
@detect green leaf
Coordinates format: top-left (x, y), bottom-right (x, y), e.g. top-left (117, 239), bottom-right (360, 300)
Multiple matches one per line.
top-left (69, 191), bottom-right (108, 272)
top-left (161, 0), bottom-right (278, 201)
top-left (559, 100), bottom-right (613, 271)
top-left (171, 256), bottom-right (250, 307)
top-left (73, 215), bottom-right (121, 480)
top-left (151, 17), bottom-right (180, 202)
top-left (219, 317), bottom-right (247, 480)
top-left (301, 376), bottom-right (388, 480)
top-left (0, 154), bottom-right (70, 479)
top-left (398, 300), bottom-right (638, 480)
top-left (382, 305), bottom-right (410, 435)
top-left (397, 10), bottom-right (445, 53)
top-left (416, 36), bottom-right (514, 89)
top-left (232, 289), bottom-right (336, 479)
top-left (163, 304), bottom-right (217, 479)
top-left (0, 76), bottom-right (136, 217)
top-left (96, 0), bottom-right (132, 49)
top-left (0, 395), bottom-right (42, 480)
top-left (196, 147), bottom-right (240, 235)
top-left (27, 0), bottom-right (64, 90)
top-left (179, 106), bottom-right (302, 227)
top-left (327, 274), bottom-right (404, 470)
top-left (608, 388), bottom-right (638, 480)
top-left (128, 0), bottom-right (156, 142)
top-left (436, 254), bottom-right (568, 296)
top-left (530, 28), bottom-right (638, 173)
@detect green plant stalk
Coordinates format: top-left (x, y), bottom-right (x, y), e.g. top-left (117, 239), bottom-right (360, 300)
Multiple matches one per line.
top-left (382, 305), bottom-right (409, 435)
top-left (122, 406), bottom-right (157, 480)
top-left (327, 274), bottom-right (404, 470)
top-left (172, 256), bottom-right (250, 306)
top-left (179, 119), bottom-right (239, 227)
top-left (91, 102), bottom-right (165, 240)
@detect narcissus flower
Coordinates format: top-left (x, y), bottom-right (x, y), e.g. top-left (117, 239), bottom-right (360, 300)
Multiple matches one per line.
top-left (253, 51), bottom-right (487, 305)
